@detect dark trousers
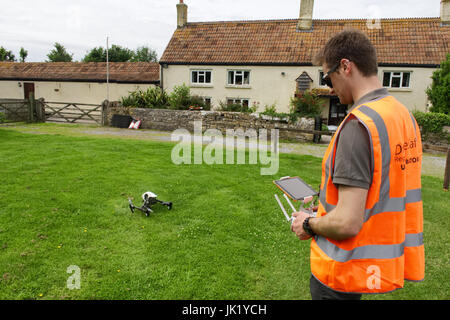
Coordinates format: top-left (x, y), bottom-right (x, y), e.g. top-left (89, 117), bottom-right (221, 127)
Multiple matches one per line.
top-left (310, 274), bottom-right (362, 300)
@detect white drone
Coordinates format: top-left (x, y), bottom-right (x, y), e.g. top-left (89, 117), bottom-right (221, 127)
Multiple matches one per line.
top-left (128, 191), bottom-right (172, 217)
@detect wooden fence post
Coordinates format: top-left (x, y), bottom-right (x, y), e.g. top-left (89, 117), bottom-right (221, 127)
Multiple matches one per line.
top-left (28, 92), bottom-right (35, 122)
top-left (101, 100), bottom-right (109, 126)
top-left (444, 148), bottom-right (450, 191)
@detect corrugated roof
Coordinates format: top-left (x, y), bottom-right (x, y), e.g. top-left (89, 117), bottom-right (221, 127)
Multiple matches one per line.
top-left (0, 62), bottom-right (160, 83)
top-left (160, 18), bottom-right (449, 66)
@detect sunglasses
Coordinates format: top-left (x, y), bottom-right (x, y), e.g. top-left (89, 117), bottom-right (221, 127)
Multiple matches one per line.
top-left (322, 62), bottom-right (340, 88)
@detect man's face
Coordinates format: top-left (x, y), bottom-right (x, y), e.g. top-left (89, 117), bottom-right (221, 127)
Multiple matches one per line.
top-left (323, 61), bottom-right (353, 105)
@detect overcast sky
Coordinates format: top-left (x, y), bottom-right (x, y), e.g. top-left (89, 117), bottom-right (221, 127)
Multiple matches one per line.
top-left (0, 0), bottom-right (442, 62)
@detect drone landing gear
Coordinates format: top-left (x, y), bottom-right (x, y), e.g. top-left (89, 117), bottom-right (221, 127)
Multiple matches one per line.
top-left (128, 195), bottom-right (172, 217)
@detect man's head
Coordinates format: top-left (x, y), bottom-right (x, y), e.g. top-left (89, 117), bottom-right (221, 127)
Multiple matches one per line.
top-left (314, 29), bottom-right (379, 104)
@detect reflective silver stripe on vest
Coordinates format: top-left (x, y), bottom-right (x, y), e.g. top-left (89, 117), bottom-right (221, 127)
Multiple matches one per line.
top-left (405, 232), bottom-right (424, 247)
top-left (363, 188), bottom-right (422, 222)
top-left (315, 232), bottom-right (423, 263)
top-left (358, 106), bottom-right (391, 201)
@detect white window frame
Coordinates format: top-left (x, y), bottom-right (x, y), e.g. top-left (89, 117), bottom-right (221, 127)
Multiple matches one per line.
top-left (227, 70), bottom-right (251, 87)
top-left (382, 71), bottom-right (411, 89)
top-left (190, 69), bottom-right (213, 86)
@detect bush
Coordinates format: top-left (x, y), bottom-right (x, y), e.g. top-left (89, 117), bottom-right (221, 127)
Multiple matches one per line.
top-left (217, 101), bottom-right (257, 113)
top-left (290, 91), bottom-right (324, 118)
top-left (0, 111), bottom-right (5, 123)
top-left (120, 87), bottom-right (169, 109)
top-left (426, 53), bottom-right (450, 114)
top-left (260, 104), bottom-right (290, 120)
top-left (168, 84), bottom-right (210, 110)
top-left (412, 110), bottom-right (450, 142)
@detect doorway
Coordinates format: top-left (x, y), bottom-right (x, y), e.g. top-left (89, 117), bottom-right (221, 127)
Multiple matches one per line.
top-left (328, 97), bottom-right (348, 126)
top-left (24, 82), bottom-right (35, 100)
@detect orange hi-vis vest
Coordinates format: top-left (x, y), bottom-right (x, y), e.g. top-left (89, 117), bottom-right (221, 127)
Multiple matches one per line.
top-left (311, 94), bottom-right (424, 294)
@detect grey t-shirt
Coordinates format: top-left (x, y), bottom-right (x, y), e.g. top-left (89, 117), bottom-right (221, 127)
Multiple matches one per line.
top-left (332, 88), bottom-right (390, 190)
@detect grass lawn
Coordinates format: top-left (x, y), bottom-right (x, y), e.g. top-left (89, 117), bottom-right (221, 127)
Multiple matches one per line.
top-left (0, 124), bottom-right (448, 300)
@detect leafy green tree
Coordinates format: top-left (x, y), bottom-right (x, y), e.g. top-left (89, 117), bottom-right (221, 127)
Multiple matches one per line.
top-left (46, 43), bottom-right (73, 62)
top-left (108, 45), bottom-right (134, 62)
top-left (426, 53), bottom-right (450, 114)
top-left (82, 47), bottom-right (106, 62)
top-left (82, 45), bottom-right (134, 62)
top-left (0, 46), bottom-right (16, 61)
top-left (19, 47), bottom-right (28, 62)
top-left (131, 46), bottom-right (158, 62)
top-left (83, 45), bottom-right (158, 63)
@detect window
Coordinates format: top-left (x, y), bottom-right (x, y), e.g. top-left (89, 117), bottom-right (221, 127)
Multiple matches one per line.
top-left (227, 70), bottom-right (250, 86)
top-left (383, 72), bottom-right (411, 88)
top-left (191, 70), bottom-right (212, 84)
top-left (227, 98), bottom-right (249, 107)
top-left (201, 97), bottom-right (212, 107)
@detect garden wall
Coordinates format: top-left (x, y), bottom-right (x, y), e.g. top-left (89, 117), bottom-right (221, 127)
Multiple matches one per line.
top-left (105, 105), bottom-right (315, 142)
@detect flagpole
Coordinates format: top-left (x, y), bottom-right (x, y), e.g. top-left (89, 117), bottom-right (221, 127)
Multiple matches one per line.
top-left (106, 36), bottom-right (110, 101)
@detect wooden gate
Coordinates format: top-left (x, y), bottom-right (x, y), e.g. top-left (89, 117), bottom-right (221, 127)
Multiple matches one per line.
top-left (41, 101), bottom-right (104, 125)
top-left (0, 99), bottom-right (33, 123)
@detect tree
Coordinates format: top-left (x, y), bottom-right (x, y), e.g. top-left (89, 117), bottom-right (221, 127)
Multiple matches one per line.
top-left (82, 45), bottom-right (134, 62)
top-left (82, 45), bottom-right (158, 62)
top-left (426, 53), bottom-right (450, 114)
top-left (19, 47), bottom-right (28, 62)
top-left (47, 43), bottom-right (73, 62)
top-left (0, 46), bottom-right (16, 61)
top-left (82, 47), bottom-right (106, 62)
top-left (131, 46), bottom-right (158, 62)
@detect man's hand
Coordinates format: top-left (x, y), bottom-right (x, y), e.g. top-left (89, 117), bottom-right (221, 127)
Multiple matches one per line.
top-left (291, 210), bottom-right (313, 240)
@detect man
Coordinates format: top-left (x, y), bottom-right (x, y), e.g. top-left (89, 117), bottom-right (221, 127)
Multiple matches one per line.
top-left (291, 29), bottom-right (424, 300)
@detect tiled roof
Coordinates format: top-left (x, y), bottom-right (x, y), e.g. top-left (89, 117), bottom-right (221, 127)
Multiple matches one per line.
top-left (160, 18), bottom-right (449, 66)
top-left (0, 62), bottom-right (160, 83)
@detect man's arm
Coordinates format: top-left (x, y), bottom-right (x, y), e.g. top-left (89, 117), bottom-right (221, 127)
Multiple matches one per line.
top-left (292, 185), bottom-right (368, 241)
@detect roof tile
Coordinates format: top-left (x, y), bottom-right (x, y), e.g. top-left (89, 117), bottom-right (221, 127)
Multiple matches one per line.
top-left (161, 18), bottom-right (449, 66)
top-left (0, 62), bottom-right (160, 83)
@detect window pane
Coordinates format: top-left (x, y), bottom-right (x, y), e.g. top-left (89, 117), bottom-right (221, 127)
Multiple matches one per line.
top-left (205, 98), bottom-right (211, 106)
top-left (383, 72), bottom-right (391, 87)
top-left (206, 72), bottom-right (211, 83)
top-left (235, 74), bottom-right (243, 85)
top-left (244, 71), bottom-right (250, 84)
top-left (242, 99), bottom-right (249, 107)
top-left (227, 99), bottom-right (233, 105)
top-left (199, 73), bottom-right (205, 83)
top-left (192, 71), bottom-right (198, 83)
top-left (391, 76), bottom-right (401, 88)
top-left (228, 71), bottom-right (234, 85)
top-left (402, 72), bottom-right (410, 88)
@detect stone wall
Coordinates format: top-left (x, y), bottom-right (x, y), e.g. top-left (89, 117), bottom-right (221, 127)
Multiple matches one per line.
top-left (105, 105), bottom-right (315, 142)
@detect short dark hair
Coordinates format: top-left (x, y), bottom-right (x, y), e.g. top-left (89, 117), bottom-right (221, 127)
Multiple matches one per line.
top-left (314, 29), bottom-right (378, 77)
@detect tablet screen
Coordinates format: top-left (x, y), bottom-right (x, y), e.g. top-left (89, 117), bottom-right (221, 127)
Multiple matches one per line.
top-left (273, 177), bottom-right (318, 201)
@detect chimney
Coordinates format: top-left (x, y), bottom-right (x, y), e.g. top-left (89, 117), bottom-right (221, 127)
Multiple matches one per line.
top-left (177, 0), bottom-right (188, 28)
top-left (297, 0), bottom-right (314, 31)
top-left (442, 0), bottom-right (450, 25)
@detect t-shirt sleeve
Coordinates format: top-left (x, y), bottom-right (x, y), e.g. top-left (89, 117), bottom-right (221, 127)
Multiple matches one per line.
top-left (332, 118), bottom-right (373, 189)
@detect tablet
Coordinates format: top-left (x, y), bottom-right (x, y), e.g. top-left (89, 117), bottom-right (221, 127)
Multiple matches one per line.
top-left (273, 176), bottom-right (318, 201)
